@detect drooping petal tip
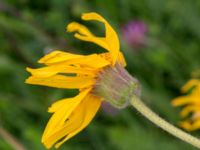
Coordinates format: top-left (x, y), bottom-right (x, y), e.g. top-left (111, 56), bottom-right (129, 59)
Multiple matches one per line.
top-left (42, 92), bottom-right (101, 149)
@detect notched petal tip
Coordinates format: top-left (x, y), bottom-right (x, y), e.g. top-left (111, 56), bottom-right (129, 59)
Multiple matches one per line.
top-left (74, 33), bottom-right (86, 39)
top-left (26, 67), bottom-right (34, 75)
top-left (26, 67), bottom-right (39, 76)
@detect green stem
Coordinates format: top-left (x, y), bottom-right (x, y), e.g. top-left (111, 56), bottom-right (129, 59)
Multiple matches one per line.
top-left (130, 96), bottom-right (200, 149)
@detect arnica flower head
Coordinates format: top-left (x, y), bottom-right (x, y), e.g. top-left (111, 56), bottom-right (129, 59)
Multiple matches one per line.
top-left (172, 79), bottom-right (200, 131)
top-left (122, 20), bottom-right (148, 49)
top-left (26, 12), bottom-right (200, 150)
top-left (26, 12), bottom-right (140, 149)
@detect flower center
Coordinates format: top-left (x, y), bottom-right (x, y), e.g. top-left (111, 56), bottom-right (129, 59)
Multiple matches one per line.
top-left (93, 63), bottom-right (141, 109)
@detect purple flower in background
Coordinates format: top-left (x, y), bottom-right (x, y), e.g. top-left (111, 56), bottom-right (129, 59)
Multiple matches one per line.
top-left (122, 20), bottom-right (148, 49)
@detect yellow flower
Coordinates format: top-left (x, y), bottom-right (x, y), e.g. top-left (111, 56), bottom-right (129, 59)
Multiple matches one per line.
top-left (172, 79), bottom-right (200, 131)
top-left (26, 12), bottom-right (133, 149)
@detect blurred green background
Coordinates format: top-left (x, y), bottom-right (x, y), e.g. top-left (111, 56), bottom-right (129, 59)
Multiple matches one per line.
top-left (1, 0), bottom-right (200, 150)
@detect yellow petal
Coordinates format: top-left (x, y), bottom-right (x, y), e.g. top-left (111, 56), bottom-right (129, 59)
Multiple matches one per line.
top-left (42, 94), bottom-right (102, 149)
top-left (38, 50), bottom-right (84, 64)
top-left (180, 120), bottom-right (200, 131)
top-left (67, 22), bottom-right (110, 51)
top-left (181, 79), bottom-right (200, 93)
top-left (42, 88), bottom-right (91, 142)
top-left (25, 75), bottom-right (95, 89)
top-left (74, 33), bottom-right (110, 50)
top-left (118, 52), bottom-right (127, 67)
top-left (100, 52), bottom-right (126, 67)
top-left (82, 12), bottom-right (119, 65)
top-left (179, 121), bottom-right (193, 131)
top-left (191, 119), bottom-right (200, 130)
top-left (67, 12), bottom-right (120, 65)
top-left (180, 105), bottom-right (200, 117)
top-left (39, 51), bottom-right (110, 68)
top-left (26, 65), bottom-right (96, 78)
top-left (62, 54), bottom-right (110, 68)
top-left (43, 105), bottom-right (84, 149)
top-left (192, 86), bottom-right (200, 96)
top-left (192, 111), bottom-right (200, 120)
top-left (67, 22), bottom-right (93, 37)
top-left (55, 95), bottom-right (102, 148)
top-left (171, 96), bottom-right (194, 106)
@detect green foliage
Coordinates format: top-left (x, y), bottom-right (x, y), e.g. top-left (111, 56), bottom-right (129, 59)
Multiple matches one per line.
top-left (0, 0), bottom-right (200, 149)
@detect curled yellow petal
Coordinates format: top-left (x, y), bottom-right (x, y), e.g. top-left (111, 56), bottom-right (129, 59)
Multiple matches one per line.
top-left (67, 22), bottom-right (110, 53)
top-left (82, 12), bottom-right (119, 65)
top-left (75, 33), bottom-right (110, 50)
top-left (67, 21), bottom-right (109, 49)
top-left (67, 22), bottom-right (93, 37)
top-left (67, 12), bottom-right (120, 65)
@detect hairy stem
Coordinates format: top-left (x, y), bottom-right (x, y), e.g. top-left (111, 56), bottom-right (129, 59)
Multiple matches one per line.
top-left (130, 96), bottom-right (200, 149)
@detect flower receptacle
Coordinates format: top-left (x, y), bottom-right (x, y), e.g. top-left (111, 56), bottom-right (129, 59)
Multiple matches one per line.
top-left (93, 63), bottom-right (141, 109)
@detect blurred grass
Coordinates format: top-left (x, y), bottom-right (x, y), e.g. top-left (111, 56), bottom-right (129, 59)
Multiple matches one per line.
top-left (0, 0), bottom-right (200, 150)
